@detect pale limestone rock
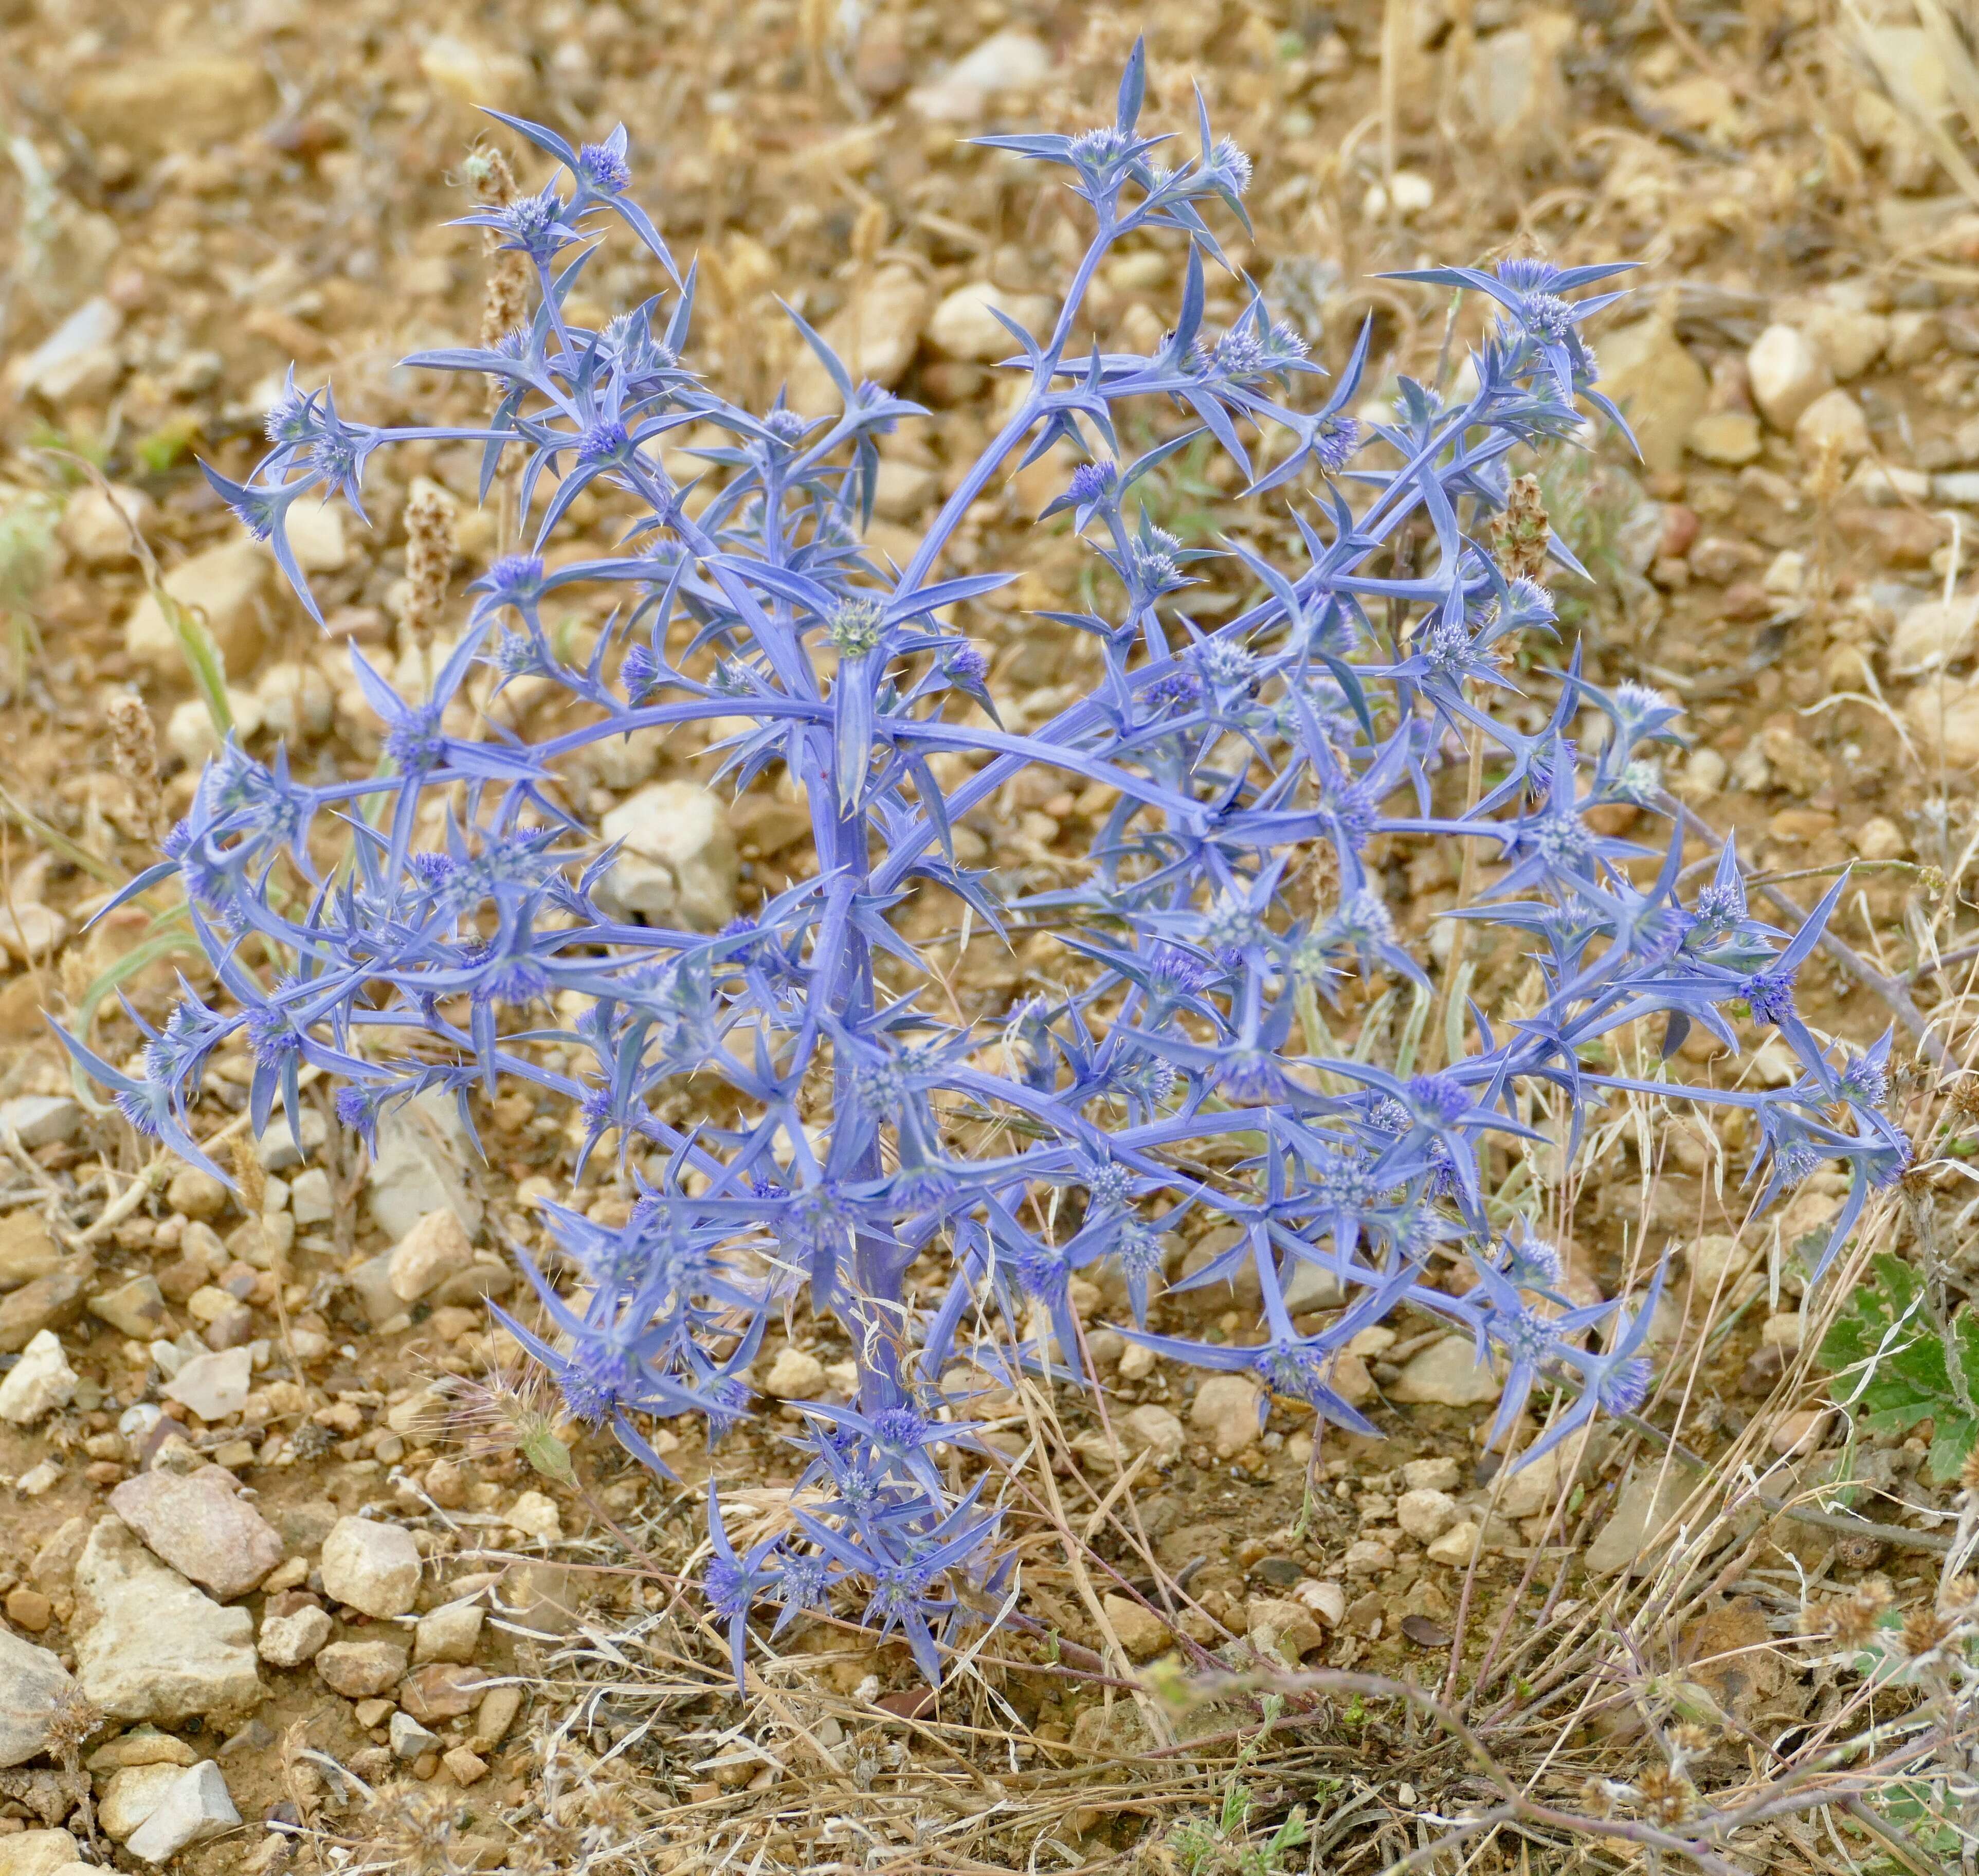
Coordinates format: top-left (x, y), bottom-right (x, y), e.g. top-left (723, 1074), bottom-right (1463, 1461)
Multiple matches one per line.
top-left (388, 1207), bottom-right (476, 1303)
top-left (759, 1345), bottom-right (826, 1398)
top-left (314, 1638), bottom-right (407, 1698)
top-left (390, 1709), bottom-right (444, 1759)
top-left (1396, 1487), bottom-right (1461, 1542)
top-left (1101, 1593), bottom-right (1170, 1659)
top-left (108, 1469), bottom-right (284, 1599)
top-left (1687, 409), bottom-right (1762, 466)
top-left (1189, 1373), bottom-right (1262, 1458)
top-left (591, 726), bottom-right (664, 788)
top-left (122, 1760), bottom-right (239, 1864)
top-left (1586, 1466), bottom-right (1690, 1576)
top-left (68, 57), bottom-right (273, 155)
top-left (0, 1096), bottom-right (79, 1150)
top-left (288, 1167), bottom-right (333, 1225)
top-left (60, 483), bottom-right (155, 566)
top-left (1905, 674), bottom-right (1979, 766)
top-left (1342, 1537), bottom-right (1396, 1575)
top-left (256, 1107), bottom-right (326, 1171)
top-left (1282, 1256), bottom-right (1343, 1312)
top-left (1494, 1444), bottom-right (1569, 1519)
top-left (101, 1761), bottom-right (187, 1842)
top-left (255, 659), bottom-right (334, 741)
top-left (364, 1093), bottom-right (481, 1240)
top-left (1388, 1335), bottom-right (1502, 1406)
top-left (0, 1329), bottom-right (75, 1424)
top-left (418, 34), bottom-right (531, 109)
top-left (0, 901), bottom-right (68, 964)
top-left (1793, 387), bottom-right (1870, 462)
top-left (1771, 1406), bottom-right (1830, 1456)
top-left (1887, 309), bottom-right (1941, 366)
top-left (166, 692), bottom-right (262, 765)
top-left (162, 1346), bottom-right (253, 1421)
top-left (1293, 1579), bottom-right (1346, 1627)
top-left (1594, 311), bottom-right (1707, 475)
top-left (870, 458), bottom-right (938, 521)
top-left (0, 1213), bottom-right (60, 1290)
top-left (1747, 323), bottom-right (1832, 431)
top-left (926, 282), bottom-right (1056, 363)
top-left (0, 1627), bottom-right (77, 1766)
top-left (1247, 1596), bottom-right (1325, 1663)
top-left (6, 296), bottom-right (122, 403)
top-left (1854, 816), bottom-right (1907, 861)
top-left (0, 1833), bottom-right (89, 1876)
top-left (1118, 1402), bottom-right (1185, 1468)
top-left (1425, 1520), bottom-right (1482, 1566)
top-left (788, 266), bottom-right (930, 411)
top-left (124, 540), bottom-right (270, 675)
top-left (597, 781), bottom-right (738, 929)
top-left (506, 1491), bottom-right (562, 1544)
top-left (1460, 15), bottom-right (1574, 159)
top-left (413, 1603), bottom-right (483, 1666)
top-left (907, 30), bottom-right (1051, 121)
top-left (280, 500), bottom-right (347, 573)
top-left (71, 1518), bottom-right (262, 1722)
top-left (257, 1604), bottom-right (331, 1667)
top-left (1889, 596), bottom-right (1979, 675)
top-left (1400, 1456), bottom-right (1462, 1492)
top-left (321, 1516), bottom-right (422, 1618)
top-left (1793, 300), bottom-right (1887, 381)
top-left (90, 1274), bottom-right (167, 1339)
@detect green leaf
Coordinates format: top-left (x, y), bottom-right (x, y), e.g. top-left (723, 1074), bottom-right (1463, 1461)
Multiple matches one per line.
top-left (157, 584), bottom-right (233, 739)
top-left (1927, 1415), bottom-right (1978, 1487)
top-left (1822, 1253), bottom-right (1979, 1486)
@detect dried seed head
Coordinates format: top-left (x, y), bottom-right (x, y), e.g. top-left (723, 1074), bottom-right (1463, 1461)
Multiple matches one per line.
top-left (403, 480), bottom-right (457, 655)
top-left (851, 197), bottom-right (886, 267)
top-left (441, 1361), bottom-right (575, 1486)
top-left (1900, 1607), bottom-right (1954, 1657)
top-left (1942, 1573), bottom-right (1979, 1612)
top-left (465, 146), bottom-right (518, 210)
top-left (1667, 1722), bottom-right (1716, 1757)
top-left (1803, 431), bottom-right (1847, 509)
top-left (231, 1132), bottom-right (267, 1220)
top-left (1824, 1581), bottom-right (1893, 1649)
top-left (468, 142), bottom-right (530, 405)
top-left (1489, 474), bottom-right (1551, 584)
top-left (41, 1687), bottom-right (103, 1758)
top-left (104, 692), bottom-right (163, 842)
top-left (1961, 1442), bottom-right (1979, 1496)
top-left (481, 256), bottom-right (530, 355)
top-left (362, 1778), bottom-right (470, 1876)
top-left (1633, 1764), bottom-right (1695, 1826)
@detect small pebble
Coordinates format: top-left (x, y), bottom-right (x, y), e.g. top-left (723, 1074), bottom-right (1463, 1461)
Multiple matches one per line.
top-left (442, 1745), bottom-right (487, 1787)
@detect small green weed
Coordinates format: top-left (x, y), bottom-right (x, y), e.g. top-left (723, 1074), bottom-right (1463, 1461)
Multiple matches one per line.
top-left (1820, 1252), bottom-right (1979, 1485)
top-left (1167, 1700), bottom-right (1314, 1876)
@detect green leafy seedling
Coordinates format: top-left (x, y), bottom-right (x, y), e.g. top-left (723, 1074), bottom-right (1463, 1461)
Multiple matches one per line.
top-left (1819, 1252), bottom-right (1979, 1485)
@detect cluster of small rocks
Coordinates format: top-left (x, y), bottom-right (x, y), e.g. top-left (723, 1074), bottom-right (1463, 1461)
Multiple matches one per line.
top-left (0, 1482), bottom-right (529, 1859)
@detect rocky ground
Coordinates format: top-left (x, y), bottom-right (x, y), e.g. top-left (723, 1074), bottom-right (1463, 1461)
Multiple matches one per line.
top-left (0, 1), bottom-right (1977, 1872)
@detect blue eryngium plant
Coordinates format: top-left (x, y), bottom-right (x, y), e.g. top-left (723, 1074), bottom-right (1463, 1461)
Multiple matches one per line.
top-left (80, 51), bottom-right (1910, 1685)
